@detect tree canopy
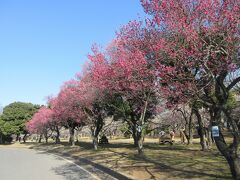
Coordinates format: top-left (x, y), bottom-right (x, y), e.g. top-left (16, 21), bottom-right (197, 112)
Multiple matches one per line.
top-left (0, 102), bottom-right (40, 136)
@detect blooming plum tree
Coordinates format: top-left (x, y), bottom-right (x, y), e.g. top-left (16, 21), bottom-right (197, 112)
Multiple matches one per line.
top-left (88, 21), bottom-right (160, 154)
top-left (75, 73), bottom-right (110, 150)
top-left (26, 107), bottom-right (54, 143)
top-left (49, 80), bottom-right (85, 146)
top-left (141, 0), bottom-right (240, 178)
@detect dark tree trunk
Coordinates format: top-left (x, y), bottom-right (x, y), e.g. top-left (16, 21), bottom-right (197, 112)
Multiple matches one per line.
top-left (133, 133), bottom-right (138, 147)
top-left (76, 131), bottom-right (79, 143)
top-left (214, 131), bottom-right (240, 180)
top-left (38, 134), bottom-right (42, 143)
top-left (193, 107), bottom-right (208, 151)
top-left (131, 126), bottom-right (144, 154)
top-left (92, 127), bottom-right (101, 151)
top-left (137, 132), bottom-right (144, 154)
top-left (136, 98), bottom-right (149, 155)
top-left (69, 127), bottom-right (75, 146)
top-left (16, 134), bottom-right (19, 142)
top-left (227, 156), bottom-right (240, 180)
top-left (91, 115), bottom-right (104, 150)
top-left (93, 136), bottom-right (98, 150)
top-left (0, 134), bottom-right (2, 144)
top-left (44, 132), bottom-right (48, 144)
top-left (23, 133), bottom-right (27, 143)
top-left (45, 137), bottom-right (48, 143)
top-left (184, 115), bottom-right (193, 145)
top-left (55, 127), bottom-right (61, 144)
top-left (132, 122), bottom-right (138, 147)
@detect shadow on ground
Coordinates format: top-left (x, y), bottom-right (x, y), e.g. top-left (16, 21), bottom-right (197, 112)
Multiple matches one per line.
top-left (34, 145), bottom-right (131, 180)
top-left (26, 140), bottom-right (231, 180)
top-left (52, 163), bottom-right (95, 180)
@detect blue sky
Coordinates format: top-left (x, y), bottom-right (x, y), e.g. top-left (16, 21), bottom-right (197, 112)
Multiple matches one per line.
top-left (0, 0), bottom-right (146, 107)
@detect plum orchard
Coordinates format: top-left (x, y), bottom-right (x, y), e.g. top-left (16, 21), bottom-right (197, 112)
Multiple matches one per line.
top-left (27, 0), bottom-right (240, 178)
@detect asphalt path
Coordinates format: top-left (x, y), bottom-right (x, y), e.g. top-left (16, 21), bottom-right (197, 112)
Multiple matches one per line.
top-left (0, 147), bottom-right (96, 180)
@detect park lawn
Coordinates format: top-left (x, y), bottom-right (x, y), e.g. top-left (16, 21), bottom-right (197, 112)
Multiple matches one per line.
top-left (23, 137), bottom-right (232, 180)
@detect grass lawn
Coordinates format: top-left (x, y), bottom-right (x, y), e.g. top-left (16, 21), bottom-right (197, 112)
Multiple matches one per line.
top-left (4, 138), bottom-right (232, 180)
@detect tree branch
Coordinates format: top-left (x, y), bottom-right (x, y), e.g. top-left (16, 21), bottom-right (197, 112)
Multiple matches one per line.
top-left (227, 76), bottom-right (240, 91)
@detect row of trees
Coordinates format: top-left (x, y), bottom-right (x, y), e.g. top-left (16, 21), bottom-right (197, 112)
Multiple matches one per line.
top-left (26, 0), bottom-right (240, 179)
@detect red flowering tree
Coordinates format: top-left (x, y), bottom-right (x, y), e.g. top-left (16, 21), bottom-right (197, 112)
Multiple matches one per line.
top-left (49, 80), bottom-right (85, 146)
top-left (88, 21), bottom-right (160, 154)
top-left (141, 0), bottom-right (240, 178)
top-left (26, 107), bottom-right (54, 143)
top-left (74, 73), bottom-right (110, 150)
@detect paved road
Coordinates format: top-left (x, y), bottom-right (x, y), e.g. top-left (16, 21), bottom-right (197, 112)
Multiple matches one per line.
top-left (0, 147), bottom-right (96, 180)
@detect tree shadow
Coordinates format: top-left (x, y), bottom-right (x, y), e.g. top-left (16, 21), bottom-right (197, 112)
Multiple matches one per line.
top-left (0, 143), bottom-right (14, 146)
top-left (75, 140), bottom-right (202, 153)
top-left (36, 149), bottom-right (131, 180)
top-left (52, 163), bottom-right (95, 180)
top-left (104, 150), bottom-right (232, 179)
top-left (73, 156), bottom-right (131, 180)
top-left (29, 140), bottom-right (231, 180)
top-left (131, 154), bottom-right (231, 179)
